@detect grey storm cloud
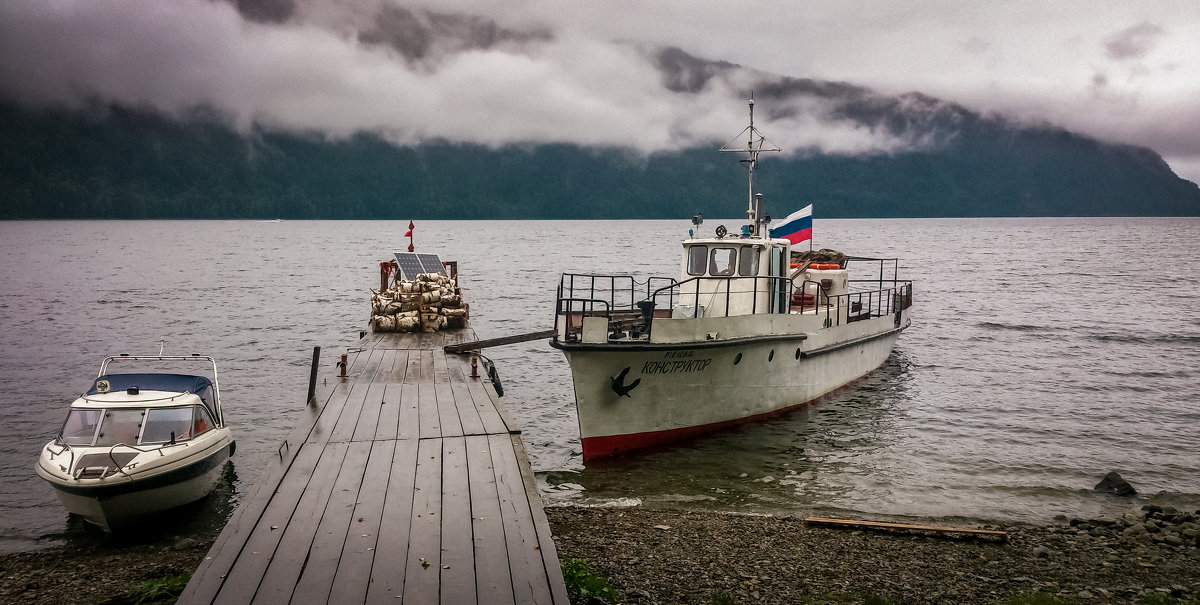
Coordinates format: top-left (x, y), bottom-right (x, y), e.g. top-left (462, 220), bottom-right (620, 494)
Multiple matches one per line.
top-left (1104, 22), bottom-right (1165, 61)
top-left (2, 0), bottom-right (1199, 180)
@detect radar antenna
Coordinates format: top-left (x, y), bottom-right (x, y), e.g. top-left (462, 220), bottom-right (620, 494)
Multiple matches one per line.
top-left (719, 96), bottom-right (781, 237)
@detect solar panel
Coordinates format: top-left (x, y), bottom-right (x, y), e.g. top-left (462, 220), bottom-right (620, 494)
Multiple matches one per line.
top-left (394, 252), bottom-right (447, 280)
top-left (393, 252), bottom-right (426, 281)
top-left (417, 254), bottom-right (447, 276)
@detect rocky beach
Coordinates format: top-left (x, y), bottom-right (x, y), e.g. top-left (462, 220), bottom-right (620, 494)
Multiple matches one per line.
top-left (1, 504), bottom-right (1197, 604)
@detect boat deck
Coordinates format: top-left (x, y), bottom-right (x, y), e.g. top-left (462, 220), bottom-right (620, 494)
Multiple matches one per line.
top-left (179, 329), bottom-right (569, 604)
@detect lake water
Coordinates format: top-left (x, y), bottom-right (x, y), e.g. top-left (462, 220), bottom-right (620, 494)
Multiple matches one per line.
top-left (1, 218), bottom-right (1198, 553)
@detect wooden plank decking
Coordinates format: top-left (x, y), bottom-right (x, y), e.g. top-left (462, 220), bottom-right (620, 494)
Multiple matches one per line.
top-left (179, 329), bottom-right (569, 604)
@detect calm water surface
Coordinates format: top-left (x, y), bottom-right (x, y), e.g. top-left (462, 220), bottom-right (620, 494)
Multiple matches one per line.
top-left (0, 218), bottom-right (1197, 553)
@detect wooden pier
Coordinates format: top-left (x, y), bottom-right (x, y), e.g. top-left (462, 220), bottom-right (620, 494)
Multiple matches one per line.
top-left (179, 329), bottom-right (569, 604)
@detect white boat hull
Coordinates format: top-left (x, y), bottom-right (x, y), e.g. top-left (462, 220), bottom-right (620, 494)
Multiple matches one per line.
top-left (558, 311), bottom-right (907, 459)
top-left (36, 431), bottom-right (233, 531)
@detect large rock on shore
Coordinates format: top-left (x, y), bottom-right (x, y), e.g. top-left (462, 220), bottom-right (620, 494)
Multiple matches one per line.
top-left (1095, 471), bottom-right (1138, 496)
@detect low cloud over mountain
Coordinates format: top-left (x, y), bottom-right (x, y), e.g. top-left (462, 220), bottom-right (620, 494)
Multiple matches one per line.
top-left (2, 1), bottom-right (1198, 182)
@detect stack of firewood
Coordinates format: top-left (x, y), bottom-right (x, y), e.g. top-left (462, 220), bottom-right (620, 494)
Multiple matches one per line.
top-left (370, 273), bottom-right (468, 332)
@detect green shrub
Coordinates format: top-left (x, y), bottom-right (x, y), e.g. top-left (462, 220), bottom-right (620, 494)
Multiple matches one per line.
top-left (561, 558), bottom-right (619, 605)
top-left (127, 573), bottom-right (191, 604)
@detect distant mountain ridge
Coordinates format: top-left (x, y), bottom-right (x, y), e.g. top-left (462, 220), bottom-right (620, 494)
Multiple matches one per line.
top-left (1, 83), bottom-right (1198, 219)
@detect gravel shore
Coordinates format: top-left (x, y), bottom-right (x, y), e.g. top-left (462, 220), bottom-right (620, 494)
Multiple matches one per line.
top-left (2, 505), bottom-right (1196, 604)
top-left (545, 505), bottom-right (1200, 604)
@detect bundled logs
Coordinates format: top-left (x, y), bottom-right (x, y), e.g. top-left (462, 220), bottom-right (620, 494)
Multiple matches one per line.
top-left (371, 273), bottom-right (469, 332)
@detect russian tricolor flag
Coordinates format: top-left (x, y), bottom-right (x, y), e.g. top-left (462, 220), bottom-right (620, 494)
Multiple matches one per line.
top-left (769, 204), bottom-right (813, 245)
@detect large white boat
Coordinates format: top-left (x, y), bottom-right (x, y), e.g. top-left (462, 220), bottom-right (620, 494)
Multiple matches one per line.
top-left (35, 355), bottom-right (235, 531)
top-left (551, 100), bottom-right (913, 460)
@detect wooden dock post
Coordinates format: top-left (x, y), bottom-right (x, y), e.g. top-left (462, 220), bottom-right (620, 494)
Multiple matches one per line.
top-left (306, 346), bottom-right (320, 404)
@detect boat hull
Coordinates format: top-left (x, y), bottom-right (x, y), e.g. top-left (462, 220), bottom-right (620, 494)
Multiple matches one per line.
top-left (557, 314), bottom-right (905, 460)
top-left (36, 432), bottom-right (234, 531)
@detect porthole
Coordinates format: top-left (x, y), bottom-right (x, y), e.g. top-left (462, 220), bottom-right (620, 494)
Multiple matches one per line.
top-left (733, 353), bottom-right (742, 365)
top-left (768, 349), bottom-right (774, 362)
top-left (795, 348), bottom-right (802, 359)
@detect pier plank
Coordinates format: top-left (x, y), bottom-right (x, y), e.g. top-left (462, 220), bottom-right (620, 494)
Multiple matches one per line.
top-left (447, 358), bottom-right (487, 436)
top-left (328, 440), bottom-right (397, 603)
top-left (416, 353), bottom-right (445, 439)
top-left (433, 350), bottom-right (465, 438)
top-left (329, 349), bottom-right (388, 443)
top-left (351, 349), bottom-right (397, 442)
top-left (403, 438), bottom-right (443, 603)
top-left (465, 435), bottom-right (515, 604)
top-left (488, 432), bottom-right (552, 605)
top-left (374, 382), bottom-right (403, 441)
top-left (464, 369), bottom-right (512, 435)
top-left (220, 441), bottom-right (350, 603)
top-left (363, 438), bottom-right (420, 603)
top-left (290, 440), bottom-right (374, 604)
top-left (509, 434), bottom-right (572, 605)
top-left (394, 381), bottom-right (420, 441)
top-left (439, 437), bottom-right (477, 603)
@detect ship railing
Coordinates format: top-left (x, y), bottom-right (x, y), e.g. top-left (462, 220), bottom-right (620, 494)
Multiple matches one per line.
top-left (554, 273), bottom-right (912, 341)
top-left (845, 256), bottom-right (907, 293)
top-left (554, 274), bottom-right (678, 342)
top-left (795, 281), bottom-right (914, 328)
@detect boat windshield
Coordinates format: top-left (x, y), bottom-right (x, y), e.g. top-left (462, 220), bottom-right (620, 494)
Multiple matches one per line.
top-left (62, 405), bottom-right (215, 446)
top-left (95, 409), bottom-right (144, 447)
top-left (62, 409), bottom-right (102, 446)
top-left (142, 407), bottom-right (193, 443)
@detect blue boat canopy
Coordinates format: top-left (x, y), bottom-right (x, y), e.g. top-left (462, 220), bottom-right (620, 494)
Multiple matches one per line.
top-left (87, 373), bottom-right (217, 415)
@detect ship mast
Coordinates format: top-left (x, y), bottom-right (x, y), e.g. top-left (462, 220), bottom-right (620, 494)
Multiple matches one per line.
top-left (720, 97), bottom-right (780, 238)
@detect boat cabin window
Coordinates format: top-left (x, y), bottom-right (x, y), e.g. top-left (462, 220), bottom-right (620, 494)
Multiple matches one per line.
top-left (95, 409), bottom-right (144, 447)
top-left (687, 245), bottom-right (707, 276)
top-left (62, 409), bottom-right (102, 446)
top-left (141, 407), bottom-right (196, 443)
top-left (738, 246), bottom-right (760, 276)
top-left (193, 406), bottom-right (214, 438)
top-left (709, 248), bottom-right (736, 276)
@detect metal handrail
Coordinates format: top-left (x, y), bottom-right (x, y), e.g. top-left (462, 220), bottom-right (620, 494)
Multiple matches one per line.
top-left (98, 354), bottom-right (224, 426)
top-left (555, 272), bottom-right (912, 331)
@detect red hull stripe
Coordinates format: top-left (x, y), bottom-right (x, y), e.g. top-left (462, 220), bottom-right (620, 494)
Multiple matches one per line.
top-left (581, 396), bottom-right (822, 461)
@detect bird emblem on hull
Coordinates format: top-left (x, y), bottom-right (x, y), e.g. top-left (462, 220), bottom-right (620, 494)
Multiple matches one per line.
top-left (610, 366), bottom-right (641, 397)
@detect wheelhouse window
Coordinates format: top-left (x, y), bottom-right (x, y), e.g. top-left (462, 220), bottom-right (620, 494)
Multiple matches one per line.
top-left (62, 409), bottom-right (102, 446)
top-left (687, 245), bottom-right (708, 276)
top-left (709, 248), bottom-right (736, 276)
top-left (738, 247), bottom-right (760, 276)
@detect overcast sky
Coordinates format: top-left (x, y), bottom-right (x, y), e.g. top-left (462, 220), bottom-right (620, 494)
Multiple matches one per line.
top-left (2, 0), bottom-right (1199, 182)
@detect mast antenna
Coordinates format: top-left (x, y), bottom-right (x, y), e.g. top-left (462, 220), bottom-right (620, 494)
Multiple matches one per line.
top-left (719, 95), bottom-right (780, 237)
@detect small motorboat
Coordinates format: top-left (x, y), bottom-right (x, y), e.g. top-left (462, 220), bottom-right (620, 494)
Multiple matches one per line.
top-left (35, 354), bottom-right (235, 531)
